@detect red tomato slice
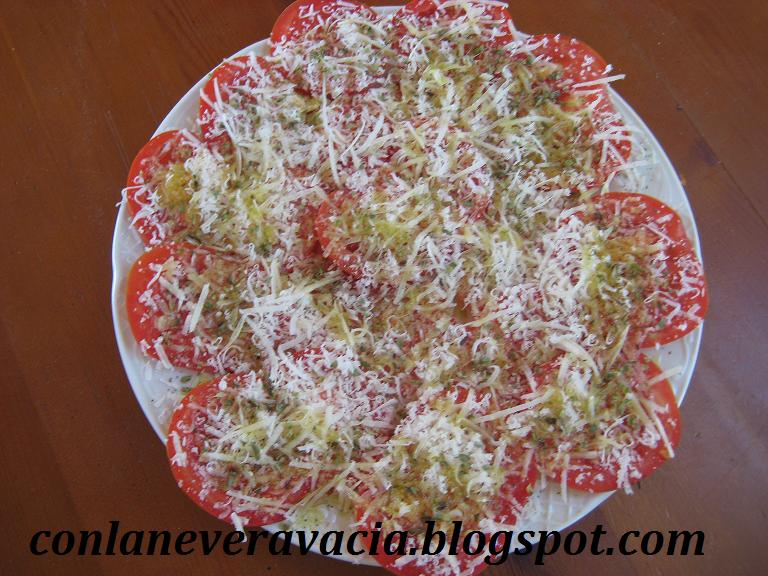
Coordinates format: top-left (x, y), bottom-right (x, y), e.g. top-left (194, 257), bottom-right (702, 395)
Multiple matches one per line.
top-left (358, 485), bottom-right (537, 575)
top-left (527, 34), bottom-right (632, 181)
top-left (357, 386), bottom-right (537, 575)
top-left (555, 354), bottom-right (681, 493)
top-left (590, 192), bottom-right (709, 347)
top-left (270, 0), bottom-right (377, 49)
top-left (314, 165), bottom-right (487, 282)
top-left (125, 243), bottom-right (243, 373)
top-left (527, 33), bottom-right (609, 87)
top-left (398, 0), bottom-right (440, 17)
top-left (199, 55), bottom-right (281, 144)
top-left (166, 375), bottom-right (312, 526)
top-left (396, 0), bottom-right (515, 47)
top-left (358, 464), bottom-right (536, 576)
top-left (125, 130), bottom-right (197, 245)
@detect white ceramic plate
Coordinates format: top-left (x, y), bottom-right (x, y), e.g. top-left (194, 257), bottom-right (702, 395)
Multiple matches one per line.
top-left (111, 5), bottom-right (704, 565)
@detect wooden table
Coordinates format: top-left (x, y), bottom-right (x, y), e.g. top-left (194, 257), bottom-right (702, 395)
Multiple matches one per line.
top-left (1, 1), bottom-right (766, 574)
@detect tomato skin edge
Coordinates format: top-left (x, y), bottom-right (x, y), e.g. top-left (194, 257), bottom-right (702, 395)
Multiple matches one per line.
top-left (595, 192), bottom-right (709, 347)
top-left (166, 376), bottom-right (293, 527)
top-left (554, 354), bottom-right (682, 493)
top-left (125, 243), bottom-right (221, 374)
top-left (125, 131), bottom-right (189, 245)
top-left (166, 379), bottom-right (245, 524)
top-left (125, 243), bottom-right (173, 361)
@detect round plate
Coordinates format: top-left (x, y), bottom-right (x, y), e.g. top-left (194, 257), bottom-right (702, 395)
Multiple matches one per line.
top-left (111, 5), bottom-right (704, 565)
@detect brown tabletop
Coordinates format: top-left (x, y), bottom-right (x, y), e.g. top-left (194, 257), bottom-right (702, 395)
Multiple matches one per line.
top-left (1, 1), bottom-right (766, 575)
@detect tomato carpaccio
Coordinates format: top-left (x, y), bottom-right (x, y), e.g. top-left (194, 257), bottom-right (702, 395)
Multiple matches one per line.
top-left (119, 0), bottom-right (705, 563)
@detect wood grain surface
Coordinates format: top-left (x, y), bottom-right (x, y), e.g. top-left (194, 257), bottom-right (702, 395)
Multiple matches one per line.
top-left (1, 1), bottom-right (766, 574)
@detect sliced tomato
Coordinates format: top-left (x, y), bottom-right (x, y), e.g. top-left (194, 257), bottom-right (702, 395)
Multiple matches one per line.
top-left (358, 479), bottom-right (536, 575)
top-left (397, 0), bottom-right (440, 17)
top-left (557, 354), bottom-right (681, 493)
top-left (358, 471), bottom-right (535, 575)
top-left (125, 130), bottom-right (197, 245)
top-left (314, 199), bottom-right (364, 280)
top-left (167, 375), bottom-right (312, 526)
top-left (270, 0), bottom-right (377, 49)
top-left (199, 55), bottom-right (280, 144)
top-left (527, 34), bottom-right (632, 180)
top-left (126, 243), bottom-right (243, 373)
top-left (527, 33), bottom-right (609, 87)
top-left (314, 158), bottom-right (486, 282)
top-left (396, 0), bottom-right (514, 47)
top-left (357, 386), bottom-right (537, 575)
top-left (589, 192), bottom-right (708, 346)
